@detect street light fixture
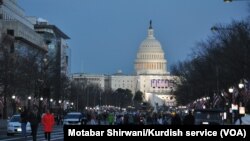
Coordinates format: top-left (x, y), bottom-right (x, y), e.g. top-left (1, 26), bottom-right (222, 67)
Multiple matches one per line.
top-left (42, 54), bottom-right (51, 110)
top-left (211, 26), bottom-right (219, 32)
top-left (228, 87), bottom-right (240, 124)
top-left (224, 0), bottom-right (250, 2)
top-left (43, 58), bottom-right (48, 63)
top-left (12, 95), bottom-right (16, 114)
top-left (211, 26), bottom-right (233, 32)
top-left (228, 87), bottom-right (234, 93)
top-left (49, 98), bottom-right (53, 109)
top-left (238, 80), bottom-right (246, 125)
top-left (38, 97), bottom-right (44, 117)
top-left (238, 82), bottom-right (244, 89)
top-left (28, 96), bottom-right (31, 110)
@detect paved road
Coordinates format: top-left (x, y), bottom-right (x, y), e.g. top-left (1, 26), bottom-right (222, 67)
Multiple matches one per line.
top-left (0, 125), bottom-right (63, 141)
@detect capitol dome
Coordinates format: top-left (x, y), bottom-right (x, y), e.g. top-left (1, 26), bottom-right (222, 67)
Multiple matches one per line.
top-left (135, 21), bottom-right (168, 75)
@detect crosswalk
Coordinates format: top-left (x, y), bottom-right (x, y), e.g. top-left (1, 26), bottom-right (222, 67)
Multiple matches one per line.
top-left (0, 125), bottom-right (64, 141)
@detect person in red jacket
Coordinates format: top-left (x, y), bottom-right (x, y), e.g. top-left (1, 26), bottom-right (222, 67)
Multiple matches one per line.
top-left (42, 109), bottom-right (55, 141)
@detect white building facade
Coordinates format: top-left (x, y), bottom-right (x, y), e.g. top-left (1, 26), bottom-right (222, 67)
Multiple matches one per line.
top-left (110, 73), bottom-right (136, 94)
top-left (72, 73), bottom-right (107, 89)
top-left (72, 21), bottom-right (177, 107)
top-left (0, 0), bottom-right (34, 29)
top-left (134, 21), bottom-right (177, 107)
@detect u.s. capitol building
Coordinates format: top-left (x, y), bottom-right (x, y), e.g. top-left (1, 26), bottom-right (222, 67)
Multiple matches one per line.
top-left (72, 21), bottom-right (177, 107)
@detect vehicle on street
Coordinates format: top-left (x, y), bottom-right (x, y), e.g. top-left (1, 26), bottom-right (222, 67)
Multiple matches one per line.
top-left (7, 114), bottom-right (31, 136)
top-left (63, 112), bottom-right (86, 125)
top-left (194, 109), bottom-right (224, 125)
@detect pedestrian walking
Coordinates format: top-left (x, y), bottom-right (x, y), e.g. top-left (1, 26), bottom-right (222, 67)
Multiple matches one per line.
top-left (183, 110), bottom-right (195, 125)
top-left (28, 107), bottom-right (40, 141)
top-left (171, 112), bottom-right (182, 125)
top-left (42, 109), bottom-right (55, 141)
top-left (20, 107), bottom-right (28, 138)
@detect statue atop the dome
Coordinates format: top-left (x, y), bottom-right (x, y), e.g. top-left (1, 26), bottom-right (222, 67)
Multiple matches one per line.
top-left (149, 20), bottom-right (152, 29)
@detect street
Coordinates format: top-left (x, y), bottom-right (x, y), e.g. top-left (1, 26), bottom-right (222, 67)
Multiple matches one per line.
top-left (0, 125), bottom-right (63, 141)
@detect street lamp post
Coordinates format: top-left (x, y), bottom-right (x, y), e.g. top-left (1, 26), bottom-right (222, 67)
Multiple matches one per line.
top-left (224, 0), bottom-right (250, 2)
top-left (87, 88), bottom-right (89, 107)
top-left (71, 102), bottom-right (74, 111)
top-left (66, 101), bottom-right (69, 111)
top-left (238, 81), bottom-right (245, 125)
top-left (211, 26), bottom-right (234, 32)
top-left (99, 91), bottom-right (101, 107)
top-left (49, 98), bottom-right (53, 109)
top-left (28, 96), bottom-right (31, 111)
top-left (228, 87), bottom-right (235, 124)
top-left (11, 95), bottom-right (16, 115)
top-left (224, 0), bottom-right (233, 2)
top-left (39, 97), bottom-right (43, 116)
top-left (58, 100), bottom-right (62, 115)
top-left (41, 55), bottom-right (50, 111)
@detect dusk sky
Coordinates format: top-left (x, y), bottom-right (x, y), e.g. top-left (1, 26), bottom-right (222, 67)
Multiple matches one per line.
top-left (19, 0), bottom-right (249, 75)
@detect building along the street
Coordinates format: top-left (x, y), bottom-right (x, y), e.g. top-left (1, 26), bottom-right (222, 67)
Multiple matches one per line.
top-left (72, 21), bottom-right (178, 108)
top-left (0, 0), bottom-right (47, 117)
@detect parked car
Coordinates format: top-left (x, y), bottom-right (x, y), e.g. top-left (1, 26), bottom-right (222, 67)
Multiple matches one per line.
top-left (7, 114), bottom-right (31, 136)
top-left (63, 112), bottom-right (86, 125)
top-left (194, 109), bottom-right (225, 125)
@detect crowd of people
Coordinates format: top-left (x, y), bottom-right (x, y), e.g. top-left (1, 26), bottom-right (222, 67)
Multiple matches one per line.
top-left (76, 109), bottom-right (195, 125)
top-left (19, 107), bottom-right (55, 141)
top-left (17, 106), bottom-right (196, 140)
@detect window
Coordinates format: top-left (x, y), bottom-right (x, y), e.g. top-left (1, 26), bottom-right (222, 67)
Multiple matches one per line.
top-left (7, 29), bottom-right (14, 36)
top-left (0, 14), bottom-right (2, 19)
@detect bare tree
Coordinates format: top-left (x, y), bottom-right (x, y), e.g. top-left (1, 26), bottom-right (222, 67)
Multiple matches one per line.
top-left (172, 20), bottom-right (250, 109)
top-left (0, 33), bottom-right (15, 119)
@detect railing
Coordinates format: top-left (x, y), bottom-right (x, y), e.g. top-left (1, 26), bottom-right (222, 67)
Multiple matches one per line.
top-left (1, 0), bottom-right (33, 28)
top-left (2, 20), bottom-right (46, 50)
